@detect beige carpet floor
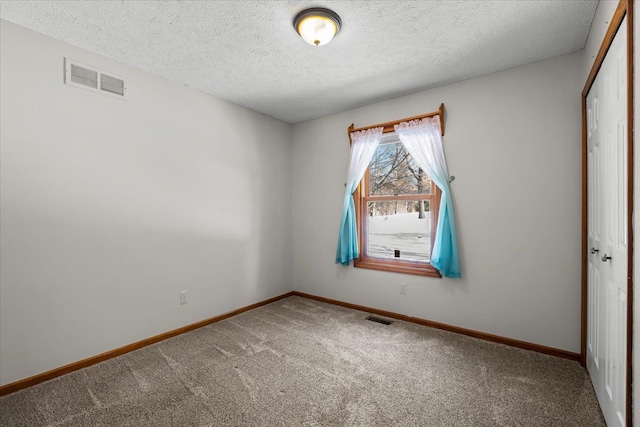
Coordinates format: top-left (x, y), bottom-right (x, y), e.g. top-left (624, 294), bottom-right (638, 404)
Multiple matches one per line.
top-left (0, 295), bottom-right (605, 426)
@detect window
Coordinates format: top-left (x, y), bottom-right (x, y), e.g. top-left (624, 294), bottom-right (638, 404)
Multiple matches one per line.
top-left (353, 133), bottom-right (441, 277)
top-left (337, 105), bottom-right (459, 277)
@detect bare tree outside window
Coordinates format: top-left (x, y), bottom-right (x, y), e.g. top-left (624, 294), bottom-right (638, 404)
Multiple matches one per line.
top-left (364, 141), bottom-right (435, 262)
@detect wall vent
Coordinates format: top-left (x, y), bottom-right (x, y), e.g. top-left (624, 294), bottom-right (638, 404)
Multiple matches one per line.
top-left (64, 58), bottom-right (127, 99)
top-left (365, 315), bottom-right (393, 325)
top-left (70, 64), bottom-right (98, 89)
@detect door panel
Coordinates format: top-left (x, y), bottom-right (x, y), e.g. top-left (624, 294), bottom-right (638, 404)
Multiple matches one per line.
top-left (586, 18), bottom-right (627, 427)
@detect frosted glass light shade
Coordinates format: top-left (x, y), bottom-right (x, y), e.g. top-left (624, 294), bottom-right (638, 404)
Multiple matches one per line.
top-left (294, 8), bottom-right (341, 47)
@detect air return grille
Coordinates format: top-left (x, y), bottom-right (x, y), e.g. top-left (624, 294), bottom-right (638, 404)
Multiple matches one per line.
top-left (100, 74), bottom-right (125, 96)
top-left (70, 64), bottom-right (98, 89)
top-left (64, 58), bottom-right (127, 99)
top-left (365, 315), bottom-right (393, 325)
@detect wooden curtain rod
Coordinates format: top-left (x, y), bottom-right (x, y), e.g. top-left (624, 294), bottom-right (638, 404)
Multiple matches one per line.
top-left (347, 103), bottom-right (445, 137)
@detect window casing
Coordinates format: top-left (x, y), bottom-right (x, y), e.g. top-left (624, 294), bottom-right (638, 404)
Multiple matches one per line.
top-left (353, 135), bottom-right (441, 277)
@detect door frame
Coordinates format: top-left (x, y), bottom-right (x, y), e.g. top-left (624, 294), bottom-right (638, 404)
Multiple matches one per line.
top-left (581, 0), bottom-right (634, 425)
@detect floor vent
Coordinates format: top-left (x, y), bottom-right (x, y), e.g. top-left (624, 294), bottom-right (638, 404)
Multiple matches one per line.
top-left (366, 315), bottom-right (393, 325)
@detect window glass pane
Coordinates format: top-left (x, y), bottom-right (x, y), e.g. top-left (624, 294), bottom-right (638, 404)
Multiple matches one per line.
top-left (366, 200), bottom-right (431, 262)
top-left (369, 142), bottom-right (432, 196)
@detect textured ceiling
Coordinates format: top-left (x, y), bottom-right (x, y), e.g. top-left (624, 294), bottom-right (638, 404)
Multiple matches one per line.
top-left (0, 0), bottom-right (598, 124)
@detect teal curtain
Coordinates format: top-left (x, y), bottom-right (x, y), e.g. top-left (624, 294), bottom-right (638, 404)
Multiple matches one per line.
top-left (336, 127), bottom-right (383, 265)
top-left (430, 183), bottom-right (460, 278)
top-left (395, 117), bottom-right (461, 278)
top-left (335, 190), bottom-right (359, 265)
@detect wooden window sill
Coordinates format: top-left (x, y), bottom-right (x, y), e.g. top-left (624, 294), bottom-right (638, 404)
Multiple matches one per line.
top-left (354, 258), bottom-right (442, 278)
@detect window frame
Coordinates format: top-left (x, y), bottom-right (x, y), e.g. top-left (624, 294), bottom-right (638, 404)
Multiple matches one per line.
top-left (349, 106), bottom-right (445, 277)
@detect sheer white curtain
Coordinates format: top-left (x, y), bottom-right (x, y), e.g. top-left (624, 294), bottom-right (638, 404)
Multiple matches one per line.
top-left (336, 127), bottom-right (384, 264)
top-left (395, 117), bottom-right (460, 277)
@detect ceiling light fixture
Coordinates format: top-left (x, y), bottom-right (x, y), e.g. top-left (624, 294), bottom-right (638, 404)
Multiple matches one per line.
top-left (293, 7), bottom-right (342, 47)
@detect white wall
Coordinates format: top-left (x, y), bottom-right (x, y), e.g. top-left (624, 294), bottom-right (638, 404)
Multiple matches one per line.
top-left (292, 52), bottom-right (583, 353)
top-left (0, 20), bottom-right (292, 386)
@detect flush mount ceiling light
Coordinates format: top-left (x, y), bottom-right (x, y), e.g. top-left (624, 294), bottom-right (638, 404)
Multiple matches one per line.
top-left (293, 7), bottom-right (342, 47)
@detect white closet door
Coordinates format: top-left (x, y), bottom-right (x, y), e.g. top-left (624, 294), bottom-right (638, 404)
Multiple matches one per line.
top-left (586, 17), bottom-right (627, 427)
top-left (587, 71), bottom-right (604, 402)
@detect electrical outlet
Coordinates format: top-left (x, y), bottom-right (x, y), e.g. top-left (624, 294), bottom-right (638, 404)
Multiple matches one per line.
top-left (400, 283), bottom-right (407, 295)
top-left (180, 290), bottom-right (188, 305)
